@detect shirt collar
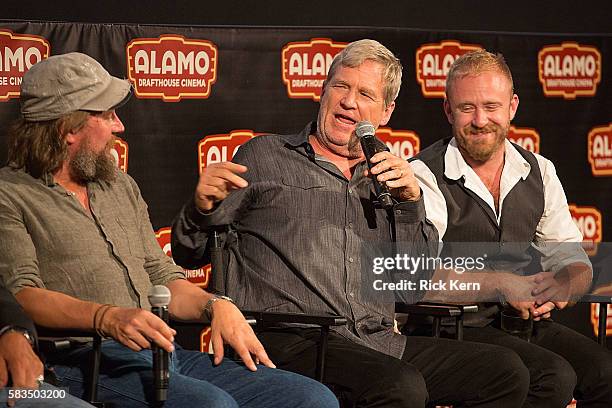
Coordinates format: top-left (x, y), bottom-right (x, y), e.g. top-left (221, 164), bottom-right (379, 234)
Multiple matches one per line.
top-left (443, 137), bottom-right (531, 181)
top-left (285, 121), bottom-right (317, 148)
top-left (42, 172), bottom-right (56, 187)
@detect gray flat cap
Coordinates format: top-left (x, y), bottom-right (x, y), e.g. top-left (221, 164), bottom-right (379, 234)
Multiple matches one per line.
top-left (20, 52), bottom-right (132, 122)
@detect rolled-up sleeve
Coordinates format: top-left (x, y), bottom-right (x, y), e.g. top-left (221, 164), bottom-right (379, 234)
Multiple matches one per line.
top-left (0, 193), bottom-right (46, 294)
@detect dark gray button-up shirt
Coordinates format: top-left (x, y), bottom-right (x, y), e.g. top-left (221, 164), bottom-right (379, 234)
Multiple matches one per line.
top-left (172, 122), bottom-right (437, 358)
top-left (0, 167), bottom-right (185, 309)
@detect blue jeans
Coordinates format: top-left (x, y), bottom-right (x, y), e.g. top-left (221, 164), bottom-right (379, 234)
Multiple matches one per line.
top-left (0, 382), bottom-right (94, 407)
top-left (48, 340), bottom-right (338, 408)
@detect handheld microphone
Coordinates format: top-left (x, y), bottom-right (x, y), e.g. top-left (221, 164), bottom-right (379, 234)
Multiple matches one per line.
top-left (148, 285), bottom-right (171, 405)
top-left (355, 121), bottom-right (394, 209)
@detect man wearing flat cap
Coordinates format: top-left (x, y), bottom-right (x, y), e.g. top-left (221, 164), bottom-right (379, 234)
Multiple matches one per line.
top-left (0, 52), bottom-right (338, 408)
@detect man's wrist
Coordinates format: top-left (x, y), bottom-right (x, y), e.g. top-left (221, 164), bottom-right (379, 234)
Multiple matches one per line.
top-left (203, 295), bottom-right (234, 321)
top-left (0, 325), bottom-right (34, 347)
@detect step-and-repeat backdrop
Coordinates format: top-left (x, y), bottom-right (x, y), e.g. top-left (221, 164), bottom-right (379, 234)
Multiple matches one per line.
top-left (0, 21), bottom-right (610, 350)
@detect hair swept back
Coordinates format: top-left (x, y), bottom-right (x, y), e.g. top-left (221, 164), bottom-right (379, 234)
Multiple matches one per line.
top-left (445, 49), bottom-right (514, 98)
top-left (6, 111), bottom-right (89, 178)
top-left (326, 39), bottom-right (402, 107)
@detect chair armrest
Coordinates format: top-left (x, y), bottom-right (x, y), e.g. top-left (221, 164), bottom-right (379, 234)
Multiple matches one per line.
top-left (241, 311), bottom-right (347, 327)
top-left (170, 311), bottom-right (347, 329)
top-left (395, 302), bottom-right (478, 316)
top-left (35, 327), bottom-right (106, 406)
top-left (36, 327), bottom-right (98, 352)
top-left (580, 294), bottom-right (612, 303)
top-left (396, 303), bottom-right (462, 317)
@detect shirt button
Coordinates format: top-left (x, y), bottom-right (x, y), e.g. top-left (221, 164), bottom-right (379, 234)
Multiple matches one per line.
top-left (348, 188), bottom-right (353, 194)
top-left (347, 222), bottom-right (353, 228)
top-left (349, 292), bottom-right (355, 297)
top-left (348, 257), bottom-right (354, 263)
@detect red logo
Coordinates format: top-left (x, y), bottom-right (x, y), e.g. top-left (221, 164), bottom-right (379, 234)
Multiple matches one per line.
top-left (198, 130), bottom-right (260, 173)
top-left (588, 123), bottom-right (612, 177)
top-left (569, 204), bottom-right (603, 256)
top-left (111, 137), bottom-right (129, 172)
top-left (538, 42), bottom-right (601, 99)
top-left (281, 38), bottom-right (347, 101)
top-left (0, 29), bottom-right (50, 102)
top-left (376, 127), bottom-right (420, 159)
top-left (200, 326), bottom-right (213, 353)
top-left (126, 35), bottom-right (218, 102)
top-left (415, 40), bottom-right (482, 98)
top-left (508, 126), bottom-right (540, 154)
top-left (155, 227), bottom-right (210, 287)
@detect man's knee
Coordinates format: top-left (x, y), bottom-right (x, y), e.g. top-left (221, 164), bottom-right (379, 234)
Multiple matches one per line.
top-left (362, 360), bottom-right (428, 406)
top-left (547, 357), bottom-right (577, 406)
top-left (274, 374), bottom-right (339, 408)
top-left (483, 347), bottom-right (531, 401)
top-left (578, 353), bottom-right (612, 403)
top-left (594, 354), bottom-right (612, 389)
top-left (396, 363), bottom-right (428, 405)
top-left (166, 383), bottom-right (239, 408)
top-left (552, 356), bottom-right (578, 395)
top-left (518, 351), bottom-right (576, 408)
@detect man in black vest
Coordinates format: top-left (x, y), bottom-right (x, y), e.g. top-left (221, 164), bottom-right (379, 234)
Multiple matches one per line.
top-left (411, 50), bottom-right (612, 407)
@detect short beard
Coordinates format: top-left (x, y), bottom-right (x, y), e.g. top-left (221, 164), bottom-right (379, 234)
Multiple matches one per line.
top-left (315, 116), bottom-right (363, 159)
top-left (347, 132), bottom-right (363, 159)
top-left (69, 139), bottom-right (117, 183)
top-left (455, 122), bottom-right (507, 162)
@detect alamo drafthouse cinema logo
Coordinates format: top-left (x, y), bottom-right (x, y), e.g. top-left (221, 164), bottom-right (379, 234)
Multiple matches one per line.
top-left (568, 204), bottom-right (602, 256)
top-left (111, 137), bottom-right (129, 172)
top-left (198, 130), bottom-right (260, 172)
top-left (156, 227), bottom-right (209, 287)
top-left (588, 123), bottom-right (612, 176)
top-left (126, 34), bottom-right (218, 102)
top-left (538, 42), bottom-right (601, 99)
top-left (508, 126), bottom-right (540, 154)
top-left (375, 127), bottom-right (420, 159)
top-left (282, 38), bottom-right (346, 101)
top-left (0, 29), bottom-right (49, 101)
top-left (156, 227), bottom-right (213, 351)
top-left (415, 40), bottom-right (482, 98)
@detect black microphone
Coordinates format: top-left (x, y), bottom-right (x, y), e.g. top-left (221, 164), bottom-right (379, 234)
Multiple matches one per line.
top-left (148, 285), bottom-right (171, 405)
top-left (355, 121), bottom-right (394, 209)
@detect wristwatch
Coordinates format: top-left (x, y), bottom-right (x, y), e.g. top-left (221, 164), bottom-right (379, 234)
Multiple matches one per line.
top-left (203, 295), bottom-right (234, 321)
top-left (0, 325), bottom-right (34, 347)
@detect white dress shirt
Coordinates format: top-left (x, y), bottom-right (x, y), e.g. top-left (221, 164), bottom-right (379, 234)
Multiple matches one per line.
top-left (411, 137), bottom-right (590, 273)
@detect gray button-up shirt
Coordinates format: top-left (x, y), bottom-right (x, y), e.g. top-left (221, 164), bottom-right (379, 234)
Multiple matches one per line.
top-left (0, 167), bottom-right (185, 309)
top-left (172, 122), bottom-right (437, 358)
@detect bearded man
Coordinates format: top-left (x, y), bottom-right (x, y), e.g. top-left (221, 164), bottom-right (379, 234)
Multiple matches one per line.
top-left (0, 52), bottom-right (338, 408)
top-left (411, 49), bottom-right (612, 408)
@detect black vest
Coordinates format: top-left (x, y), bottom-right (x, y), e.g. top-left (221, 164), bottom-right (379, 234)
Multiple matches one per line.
top-left (412, 138), bottom-right (545, 325)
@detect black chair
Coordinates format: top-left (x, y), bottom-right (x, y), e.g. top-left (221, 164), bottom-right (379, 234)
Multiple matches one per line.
top-left (37, 328), bottom-right (108, 408)
top-left (173, 311), bottom-right (347, 383)
top-left (396, 302), bottom-right (478, 341)
top-left (580, 293), bottom-right (611, 346)
top-left (205, 229), bottom-right (349, 381)
top-left (208, 228), bottom-right (471, 381)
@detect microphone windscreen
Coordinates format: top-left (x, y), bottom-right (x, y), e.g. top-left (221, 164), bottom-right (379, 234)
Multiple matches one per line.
top-left (355, 121), bottom-right (375, 139)
top-left (148, 285), bottom-right (171, 307)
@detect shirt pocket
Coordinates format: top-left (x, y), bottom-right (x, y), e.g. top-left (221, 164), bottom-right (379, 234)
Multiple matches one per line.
top-left (114, 215), bottom-right (146, 259)
top-left (279, 176), bottom-right (328, 222)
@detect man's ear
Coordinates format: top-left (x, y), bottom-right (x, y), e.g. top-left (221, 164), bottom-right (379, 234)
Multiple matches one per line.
top-left (379, 101), bottom-right (395, 127)
top-left (443, 98), bottom-right (454, 124)
top-left (509, 94), bottom-right (519, 121)
top-left (64, 130), bottom-right (78, 145)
